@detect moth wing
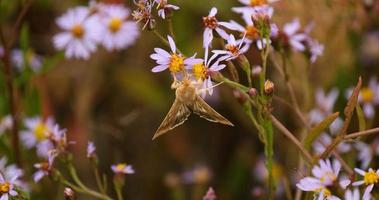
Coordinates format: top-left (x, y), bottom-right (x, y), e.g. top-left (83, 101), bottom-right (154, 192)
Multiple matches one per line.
top-left (153, 99), bottom-right (191, 140)
top-left (192, 95), bottom-right (234, 126)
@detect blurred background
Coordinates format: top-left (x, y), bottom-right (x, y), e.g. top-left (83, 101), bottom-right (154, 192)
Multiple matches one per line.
top-left (1, 0), bottom-right (379, 199)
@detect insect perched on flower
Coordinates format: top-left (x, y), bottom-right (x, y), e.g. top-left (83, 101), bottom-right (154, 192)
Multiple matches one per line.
top-left (152, 77), bottom-right (233, 139)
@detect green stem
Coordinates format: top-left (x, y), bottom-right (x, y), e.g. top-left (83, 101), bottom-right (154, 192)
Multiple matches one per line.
top-left (168, 18), bottom-right (175, 38)
top-left (94, 167), bottom-right (106, 195)
top-left (114, 179), bottom-right (124, 200)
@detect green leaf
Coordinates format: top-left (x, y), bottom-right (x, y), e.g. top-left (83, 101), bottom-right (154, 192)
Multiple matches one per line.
top-left (340, 77), bottom-right (362, 136)
top-left (356, 104), bottom-right (366, 132)
top-left (304, 112), bottom-right (340, 150)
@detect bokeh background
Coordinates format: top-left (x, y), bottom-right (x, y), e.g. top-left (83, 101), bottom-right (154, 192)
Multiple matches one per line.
top-left (1, 0), bottom-right (379, 199)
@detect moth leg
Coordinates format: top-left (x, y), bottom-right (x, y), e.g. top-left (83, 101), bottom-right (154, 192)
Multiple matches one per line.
top-left (196, 81), bottom-right (224, 95)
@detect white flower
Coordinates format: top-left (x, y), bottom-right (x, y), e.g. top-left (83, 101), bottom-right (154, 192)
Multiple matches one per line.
top-left (202, 7), bottom-right (229, 48)
top-left (297, 159), bottom-right (346, 200)
top-left (345, 188), bottom-right (367, 200)
top-left (155, 0), bottom-right (179, 19)
top-left (352, 168), bottom-right (379, 200)
top-left (212, 34), bottom-right (249, 60)
top-left (237, 0), bottom-right (279, 8)
top-left (111, 163), bottom-right (135, 174)
top-left (0, 157), bottom-right (26, 191)
top-left (53, 6), bottom-right (100, 59)
top-left (0, 115), bottom-right (13, 134)
top-left (87, 141), bottom-right (96, 158)
top-left (20, 117), bottom-right (55, 150)
top-left (10, 49), bottom-right (43, 72)
top-left (96, 4), bottom-right (139, 51)
top-left (33, 151), bottom-right (56, 183)
top-left (313, 133), bottom-right (351, 154)
top-left (232, 4), bottom-right (274, 23)
top-left (308, 39), bottom-right (324, 63)
top-left (150, 35), bottom-right (195, 74)
top-left (355, 142), bottom-right (373, 169)
top-left (309, 88), bottom-right (339, 125)
top-left (359, 78), bottom-right (379, 118)
top-left (187, 48), bottom-right (227, 97)
top-left (282, 18), bottom-right (307, 52)
top-left (0, 173), bottom-right (18, 200)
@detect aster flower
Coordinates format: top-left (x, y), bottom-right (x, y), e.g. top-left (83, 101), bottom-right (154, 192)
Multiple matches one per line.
top-left (132, 0), bottom-right (155, 30)
top-left (313, 134), bottom-right (351, 155)
top-left (296, 159), bottom-right (349, 200)
top-left (307, 39), bottom-right (324, 63)
top-left (187, 48), bottom-right (227, 97)
top-left (212, 34), bottom-right (249, 60)
top-left (345, 188), bottom-right (365, 200)
top-left (111, 163), bottom-right (135, 174)
top-left (87, 141), bottom-right (96, 159)
top-left (0, 173), bottom-right (18, 200)
top-left (155, 0), bottom-right (179, 19)
top-left (352, 168), bottom-right (379, 200)
top-left (237, 0), bottom-right (279, 8)
top-left (0, 115), bottom-right (13, 134)
top-left (279, 18), bottom-right (307, 52)
top-left (232, 3), bottom-right (274, 25)
top-left (96, 4), bottom-right (140, 51)
top-left (309, 88), bottom-right (340, 124)
top-left (33, 151), bottom-right (57, 183)
top-left (11, 49), bottom-right (43, 72)
top-left (182, 165), bottom-right (212, 185)
top-left (355, 142), bottom-right (373, 169)
top-left (150, 35), bottom-right (195, 74)
top-left (0, 157), bottom-right (26, 191)
top-left (53, 6), bottom-right (100, 59)
top-left (20, 117), bottom-right (55, 150)
top-left (350, 77), bottom-right (379, 119)
top-left (202, 7), bottom-right (229, 48)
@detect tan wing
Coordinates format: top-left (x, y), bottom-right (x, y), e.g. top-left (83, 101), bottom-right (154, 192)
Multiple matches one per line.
top-left (153, 99), bottom-right (191, 140)
top-left (192, 96), bottom-right (234, 126)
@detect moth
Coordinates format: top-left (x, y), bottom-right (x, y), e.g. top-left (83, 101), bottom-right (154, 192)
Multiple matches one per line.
top-left (153, 79), bottom-right (234, 140)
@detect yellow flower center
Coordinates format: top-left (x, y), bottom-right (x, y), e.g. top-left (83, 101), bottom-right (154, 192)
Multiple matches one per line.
top-left (361, 88), bottom-right (375, 103)
top-left (0, 182), bottom-right (10, 193)
top-left (364, 170), bottom-right (378, 185)
top-left (108, 17), bottom-right (123, 33)
top-left (250, 0), bottom-right (267, 6)
top-left (116, 163), bottom-right (126, 171)
top-left (314, 188), bottom-right (331, 199)
top-left (226, 44), bottom-right (239, 56)
top-left (193, 63), bottom-right (207, 80)
top-left (71, 24), bottom-right (84, 38)
top-left (203, 16), bottom-right (218, 29)
top-left (245, 25), bottom-right (260, 40)
top-left (319, 172), bottom-right (336, 183)
top-left (169, 54), bottom-right (184, 73)
top-left (34, 122), bottom-right (48, 141)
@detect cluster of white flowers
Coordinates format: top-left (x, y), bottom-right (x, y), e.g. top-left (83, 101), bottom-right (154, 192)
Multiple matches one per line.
top-left (150, 0), bottom-right (325, 98)
top-left (53, 2), bottom-right (140, 60)
top-left (0, 157), bottom-right (27, 200)
top-left (0, 46), bottom-right (43, 73)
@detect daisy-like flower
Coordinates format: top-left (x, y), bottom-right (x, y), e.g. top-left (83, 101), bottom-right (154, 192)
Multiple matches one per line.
top-left (132, 0), bottom-right (155, 30)
top-left (53, 6), bottom-right (100, 59)
top-left (111, 163), bottom-right (135, 175)
top-left (155, 0), bottom-right (179, 19)
top-left (237, 0), bottom-right (279, 8)
top-left (232, 2), bottom-right (274, 24)
top-left (355, 142), bottom-right (373, 169)
top-left (307, 39), bottom-right (324, 63)
top-left (187, 48), bottom-right (227, 97)
top-left (351, 78), bottom-right (379, 119)
top-left (33, 151), bottom-right (57, 183)
top-left (212, 34), bottom-right (249, 60)
top-left (11, 49), bottom-right (43, 72)
top-left (20, 117), bottom-right (55, 150)
top-left (87, 141), bottom-right (96, 159)
top-left (0, 173), bottom-right (18, 200)
top-left (345, 188), bottom-right (366, 200)
top-left (0, 115), bottom-right (12, 134)
top-left (202, 7), bottom-right (229, 48)
top-left (96, 4), bottom-right (139, 51)
top-left (150, 35), bottom-right (195, 74)
top-left (297, 159), bottom-right (349, 200)
top-left (353, 168), bottom-right (379, 200)
top-left (0, 157), bottom-right (26, 191)
top-left (278, 18), bottom-right (307, 52)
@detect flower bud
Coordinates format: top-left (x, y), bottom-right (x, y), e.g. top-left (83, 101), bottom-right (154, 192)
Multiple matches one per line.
top-left (233, 90), bottom-right (247, 104)
top-left (64, 187), bottom-right (75, 200)
top-left (264, 80), bottom-right (274, 96)
top-left (252, 66), bottom-right (262, 77)
top-left (248, 88), bottom-right (258, 98)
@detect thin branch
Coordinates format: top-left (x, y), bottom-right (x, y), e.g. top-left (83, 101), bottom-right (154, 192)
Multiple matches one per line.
top-left (344, 127), bottom-right (379, 140)
top-left (8, 0), bottom-right (33, 48)
top-left (271, 115), bottom-right (313, 163)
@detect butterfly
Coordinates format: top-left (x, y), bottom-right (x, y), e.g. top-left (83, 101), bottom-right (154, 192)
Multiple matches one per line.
top-left (153, 78), bottom-right (234, 140)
